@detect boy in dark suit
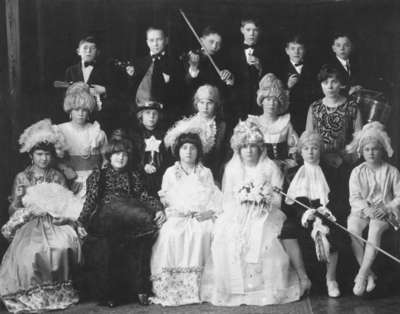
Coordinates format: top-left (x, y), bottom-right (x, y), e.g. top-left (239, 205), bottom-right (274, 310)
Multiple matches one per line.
top-left (328, 32), bottom-right (362, 95)
top-left (125, 26), bottom-right (182, 127)
top-left (277, 35), bottom-right (319, 134)
top-left (65, 36), bottom-right (121, 134)
top-left (229, 17), bottom-right (270, 121)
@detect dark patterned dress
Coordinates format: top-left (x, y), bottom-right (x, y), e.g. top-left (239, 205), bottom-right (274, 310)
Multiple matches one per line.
top-left (78, 164), bottom-right (163, 303)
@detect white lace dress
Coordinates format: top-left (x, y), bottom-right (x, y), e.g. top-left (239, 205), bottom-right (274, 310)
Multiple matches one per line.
top-left (150, 162), bottom-right (222, 306)
top-left (57, 121), bottom-right (107, 203)
top-left (201, 156), bottom-right (301, 306)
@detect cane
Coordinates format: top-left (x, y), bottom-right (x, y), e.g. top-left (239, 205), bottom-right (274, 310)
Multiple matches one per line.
top-left (272, 186), bottom-right (400, 265)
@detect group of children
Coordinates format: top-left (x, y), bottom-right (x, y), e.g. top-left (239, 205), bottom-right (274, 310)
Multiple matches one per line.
top-left (0, 15), bottom-right (398, 314)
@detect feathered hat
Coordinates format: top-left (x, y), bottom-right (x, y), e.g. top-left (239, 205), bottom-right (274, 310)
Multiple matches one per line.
top-left (19, 119), bottom-right (67, 157)
top-left (164, 116), bottom-right (216, 155)
top-left (230, 120), bottom-right (265, 152)
top-left (256, 73), bottom-right (289, 115)
top-left (346, 121), bottom-right (393, 158)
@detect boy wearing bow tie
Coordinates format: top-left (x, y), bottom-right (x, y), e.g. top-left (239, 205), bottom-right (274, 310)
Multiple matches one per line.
top-left (65, 36), bottom-right (119, 134)
top-left (277, 35), bottom-right (319, 134)
top-left (126, 26), bottom-right (182, 127)
top-left (229, 17), bottom-right (271, 121)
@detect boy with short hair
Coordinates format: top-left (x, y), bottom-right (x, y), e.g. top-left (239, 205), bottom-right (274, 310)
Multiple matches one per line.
top-left (126, 26), bottom-right (182, 127)
top-left (229, 17), bottom-right (270, 121)
top-left (277, 34), bottom-right (318, 134)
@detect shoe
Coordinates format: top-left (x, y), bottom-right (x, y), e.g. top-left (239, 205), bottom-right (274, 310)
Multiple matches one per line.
top-left (299, 277), bottom-right (312, 297)
top-left (326, 280), bottom-right (341, 298)
top-left (353, 275), bottom-right (367, 296)
top-left (366, 275), bottom-right (376, 293)
top-left (137, 294), bottom-right (149, 306)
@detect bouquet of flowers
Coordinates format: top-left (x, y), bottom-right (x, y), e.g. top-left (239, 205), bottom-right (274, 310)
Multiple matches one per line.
top-left (237, 181), bottom-right (273, 217)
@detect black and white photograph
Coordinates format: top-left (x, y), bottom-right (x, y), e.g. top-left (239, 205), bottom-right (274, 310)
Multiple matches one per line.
top-left (0, 0), bottom-right (400, 313)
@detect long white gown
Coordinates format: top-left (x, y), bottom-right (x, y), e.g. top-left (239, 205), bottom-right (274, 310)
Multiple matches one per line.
top-left (202, 155), bottom-right (301, 306)
top-left (150, 162), bottom-right (222, 306)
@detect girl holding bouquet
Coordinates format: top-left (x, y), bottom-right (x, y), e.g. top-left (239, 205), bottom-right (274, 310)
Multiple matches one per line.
top-left (150, 120), bottom-right (222, 306)
top-left (202, 120), bottom-right (301, 306)
top-left (0, 119), bottom-right (82, 313)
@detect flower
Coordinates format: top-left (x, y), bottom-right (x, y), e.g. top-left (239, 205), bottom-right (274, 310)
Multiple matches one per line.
top-left (237, 181), bottom-right (273, 216)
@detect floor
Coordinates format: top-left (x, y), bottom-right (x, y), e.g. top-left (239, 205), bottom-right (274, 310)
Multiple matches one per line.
top-left (1, 294), bottom-right (398, 314)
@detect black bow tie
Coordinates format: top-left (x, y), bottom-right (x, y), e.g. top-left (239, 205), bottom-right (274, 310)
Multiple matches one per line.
top-left (243, 44), bottom-right (255, 50)
top-left (83, 61), bottom-right (95, 68)
top-left (294, 62), bottom-right (303, 67)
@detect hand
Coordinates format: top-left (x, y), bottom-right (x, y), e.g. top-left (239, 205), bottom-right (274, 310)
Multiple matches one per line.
top-left (90, 84), bottom-right (106, 96)
top-left (15, 185), bottom-right (26, 198)
top-left (188, 50), bottom-right (200, 68)
top-left (76, 226), bottom-right (88, 239)
top-left (126, 65), bottom-right (135, 76)
top-left (287, 74), bottom-right (299, 89)
top-left (373, 207), bottom-right (388, 220)
top-left (144, 164), bottom-right (157, 174)
top-left (323, 153), bottom-right (343, 169)
top-left (52, 217), bottom-right (71, 226)
top-left (349, 85), bottom-right (363, 95)
top-left (162, 72), bottom-right (170, 83)
top-left (220, 69), bottom-right (234, 86)
top-left (301, 208), bottom-right (316, 227)
top-left (194, 210), bottom-right (215, 222)
top-left (154, 210), bottom-right (166, 227)
top-left (71, 181), bottom-right (83, 195)
top-left (317, 206), bottom-right (337, 222)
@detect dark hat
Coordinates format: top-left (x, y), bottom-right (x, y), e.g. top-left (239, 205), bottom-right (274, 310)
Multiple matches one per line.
top-left (136, 101), bottom-right (164, 115)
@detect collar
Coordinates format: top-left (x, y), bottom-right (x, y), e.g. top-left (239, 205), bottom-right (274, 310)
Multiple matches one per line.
top-left (336, 56), bottom-right (349, 67)
top-left (82, 60), bottom-right (95, 68)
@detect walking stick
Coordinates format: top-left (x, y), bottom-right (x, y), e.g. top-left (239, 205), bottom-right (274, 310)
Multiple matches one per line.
top-left (273, 186), bottom-right (400, 265)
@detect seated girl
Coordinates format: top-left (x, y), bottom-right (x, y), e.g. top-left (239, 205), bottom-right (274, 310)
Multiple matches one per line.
top-left (284, 131), bottom-right (342, 298)
top-left (77, 130), bottom-right (165, 307)
top-left (0, 119), bottom-right (82, 313)
top-left (346, 122), bottom-right (400, 296)
top-left (150, 123), bottom-right (222, 306)
top-left (203, 120), bottom-right (301, 306)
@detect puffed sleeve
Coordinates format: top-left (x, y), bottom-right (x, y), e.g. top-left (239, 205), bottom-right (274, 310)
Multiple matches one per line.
top-left (287, 122), bottom-right (299, 156)
top-left (349, 166), bottom-right (369, 216)
top-left (305, 103), bottom-right (315, 132)
top-left (78, 168), bottom-right (101, 228)
top-left (385, 165), bottom-right (400, 211)
top-left (131, 171), bottom-right (163, 213)
top-left (8, 172), bottom-right (29, 216)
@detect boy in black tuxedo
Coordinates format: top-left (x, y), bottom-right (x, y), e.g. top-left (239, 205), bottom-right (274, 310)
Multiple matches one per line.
top-left (277, 35), bottom-right (318, 134)
top-left (65, 36), bottom-right (121, 134)
top-left (229, 17), bottom-right (270, 121)
top-left (328, 32), bottom-right (363, 95)
top-left (125, 26), bottom-right (182, 127)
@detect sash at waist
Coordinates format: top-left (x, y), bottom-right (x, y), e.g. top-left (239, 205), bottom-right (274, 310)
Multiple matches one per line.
top-left (66, 155), bottom-right (101, 171)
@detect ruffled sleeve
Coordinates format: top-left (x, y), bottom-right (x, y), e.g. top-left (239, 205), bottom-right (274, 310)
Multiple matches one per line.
top-left (78, 168), bottom-right (101, 228)
top-left (89, 121), bottom-right (108, 153)
top-left (8, 172), bottom-right (29, 216)
top-left (287, 122), bottom-right (299, 156)
top-left (349, 165), bottom-right (369, 216)
top-left (384, 165), bottom-right (400, 212)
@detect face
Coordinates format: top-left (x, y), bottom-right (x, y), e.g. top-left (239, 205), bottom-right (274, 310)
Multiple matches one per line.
top-left (77, 42), bottom-right (97, 62)
top-left (147, 29), bottom-right (167, 55)
top-left (240, 144), bottom-right (260, 165)
top-left (362, 141), bottom-right (384, 165)
top-left (332, 36), bottom-right (352, 60)
top-left (70, 108), bottom-right (89, 125)
top-left (285, 42), bottom-right (305, 64)
top-left (301, 142), bottom-right (321, 164)
top-left (240, 22), bottom-right (259, 45)
top-left (196, 90), bottom-right (216, 118)
top-left (201, 33), bottom-right (222, 55)
top-left (179, 143), bottom-right (198, 165)
top-left (31, 149), bottom-right (52, 169)
top-left (262, 96), bottom-right (279, 116)
top-left (141, 109), bottom-right (159, 130)
top-left (321, 76), bottom-right (343, 97)
top-left (110, 151), bottom-right (129, 170)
